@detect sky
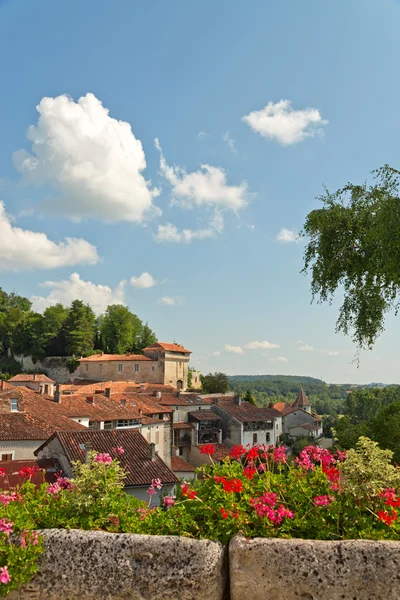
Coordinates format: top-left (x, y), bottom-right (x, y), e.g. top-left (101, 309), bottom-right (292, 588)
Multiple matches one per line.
top-left (0, 0), bottom-right (399, 384)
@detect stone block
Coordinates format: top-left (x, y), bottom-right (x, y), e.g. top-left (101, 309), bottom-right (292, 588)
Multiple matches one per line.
top-left (10, 529), bottom-right (226, 600)
top-left (229, 535), bottom-right (400, 600)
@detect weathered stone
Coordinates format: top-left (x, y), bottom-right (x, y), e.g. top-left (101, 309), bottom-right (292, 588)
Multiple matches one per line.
top-left (229, 535), bottom-right (400, 600)
top-left (9, 529), bottom-right (226, 600)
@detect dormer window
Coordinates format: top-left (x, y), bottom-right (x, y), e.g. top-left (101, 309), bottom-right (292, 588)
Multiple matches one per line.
top-left (10, 398), bottom-right (18, 412)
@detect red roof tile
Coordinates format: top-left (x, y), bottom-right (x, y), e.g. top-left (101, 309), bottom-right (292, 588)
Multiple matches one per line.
top-left (9, 374), bottom-right (55, 383)
top-left (79, 354), bottom-right (152, 362)
top-left (273, 402), bottom-right (287, 413)
top-left (57, 393), bottom-right (142, 421)
top-left (213, 399), bottom-right (281, 422)
top-left (143, 342), bottom-right (191, 354)
top-left (171, 456), bottom-right (196, 472)
top-left (38, 430), bottom-right (179, 487)
top-left (172, 422), bottom-right (194, 429)
top-left (188, 410), bottom-right (220, 422)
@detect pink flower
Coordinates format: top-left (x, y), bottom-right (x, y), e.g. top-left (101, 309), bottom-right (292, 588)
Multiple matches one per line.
top-left (0, 519), bottom-right (13, 535)
top-left (55, 476), bottom-right (73, 490)
top-left (0, 492), bottom-right (18, 506)
top-left (113, 446), bottom-right (125, 455)
top-left (147, 486), bottom-right (157, 496)
top-left (20, 530), bottom-right (39, 548)
top-left (151, 478), bottom-right (162, 490)
top-left (273, 446), bottom-right (287, 463)
top-left (93, 453), bottom-right (112, 465)
top-left (0, 468), bottom-right (5, 478)
top-left (47, 482), bottom-right (61, 496)
top-left (314, 495), bottom-right (332, 507)
top-left (163, 495), bottom-right (176, 508)
top-left (0, 566), bottom-right (10, 585)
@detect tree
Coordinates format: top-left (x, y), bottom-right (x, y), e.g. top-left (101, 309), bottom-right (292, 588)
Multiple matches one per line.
top-left (101, 305), bottom-right (136, 354)
top-left (243, 390), bottom-right (256, 405)
top-left (369, 401), bottom-right (400, 464)
top-left (200, 372), bottom-right (229, 394)
top-left (42, 304), bottom-right (69, 356)
top-left (302, 165), bottom-right (400, 349)
top-left (64, 300), bottom-right (95, 356)
top-left (137, 322), bottom-right (157, 353)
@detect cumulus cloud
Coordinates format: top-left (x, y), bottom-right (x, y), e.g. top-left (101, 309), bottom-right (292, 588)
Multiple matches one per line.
top-left (155, 138), bottom-right (248, 212)
top-left (223, 131), bottom-right (236, 153)
top-left (298, 345), bottom-right (314, 352)
top-left (276, 228), bottom-right (299, 243)
top-left (0, 201), bottom-right (98, 271)
top-left (268, 356), bottom-right (288, 363)
top-left (244, 340), bottom-right (280, 350)
top-left (130, 272), bottom-right (157, 289)
top-left (328, 351), bottom-right (340, 356)
top-left (156, 295), bottom-right (184, 306)
top-left (30, 273), bottom-right (125, 314)
top-left (242, 99), bottom-right (328, 145)
top-left (210, 351), bottom-right (221, 357)
top-left (225, 344), bottom-right (244, 355)
top-left (13, 93), bottom-right (160, 223)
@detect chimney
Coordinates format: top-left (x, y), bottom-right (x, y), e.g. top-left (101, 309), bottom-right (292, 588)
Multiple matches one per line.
top-left (86, 396), bottom-right (94, 405)
top-left (269, 402), bottom-right (274, 409)
top-left (33, 374), bottom-right (37, 381)
top-left (104, 387), bottom-right (111, 399)
top-left (149, 442), bottom-right (156, 461)
top-left (120, 398), bottom-right (126, 407)
top-left (139, 408), bottom-right (142, 415)
top-left (84, 443), bottom-right (92, 465)
top-left (156, 391), bottom-right (161, 399)
top-left (39, 384), bottom-right (45, 395)
top-left (0, 380), bottom-right (4, 390)
top-left (54, 384), bottom-right (61, 404)
top-left (234, 395), bottom-right (242, 406)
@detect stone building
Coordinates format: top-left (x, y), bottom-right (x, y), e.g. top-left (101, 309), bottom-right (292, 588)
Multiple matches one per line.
top-left (8, 373), bottom-right (55, 395)
top-left (76, 342), bottom-right (191, 390)
top-left (274, 390), bottom-right (323, 440)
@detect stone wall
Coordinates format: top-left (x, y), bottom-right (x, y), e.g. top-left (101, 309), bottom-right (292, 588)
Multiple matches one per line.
top-left (10, 531), bottom-right (400, 600)
top-left (13, 355), bottom-right (74, 383)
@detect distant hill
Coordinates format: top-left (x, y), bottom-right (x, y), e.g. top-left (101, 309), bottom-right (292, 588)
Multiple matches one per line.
top-left (228, 374), bottom-right (323, 385)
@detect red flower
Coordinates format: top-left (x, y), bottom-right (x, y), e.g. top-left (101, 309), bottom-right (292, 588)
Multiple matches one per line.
top-left (246, 447), bottom-right (259, 461)
top-left (181, 483), bottom-right (196, 499)
top-left (230, 445), bottom-right (246, 460)
top-left (220, 507), bottom-right (229, 519)
top-left (322, 465), bottom-right (340, 484)
top-left (214, 476), bottom-right (243, 493)
top-left (378, 509), bottom-right (398, 526)
top-left (200, 444), bottom-right (215, 456)
top-left (0, 468), bottom-right (5, 478)
top-left (18, 466), bottom-right (40, 479)
top-left (243, 465), bottom-right (256, 480)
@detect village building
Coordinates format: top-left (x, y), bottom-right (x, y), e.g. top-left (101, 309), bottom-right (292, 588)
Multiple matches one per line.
top-left (75, 342), bottom-right (191, 390)
top-left (170, 456), bottom-right (196, 481)
top-left (274, 389), bottom-right (323, 440)
top-left (8, 373), bottom-right (55, 395)
top-left (35, 429), bottom-right (178, 505)
top-left (0, 458), bottom-right (58, 491)
top-left (210, 396), bottom-right (283, 448)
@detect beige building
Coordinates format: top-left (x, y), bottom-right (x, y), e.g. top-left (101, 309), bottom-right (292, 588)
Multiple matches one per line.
top-left (76, 342), bottom-right (191, 390)
top-left (8, 373), bottom-right (55, 395)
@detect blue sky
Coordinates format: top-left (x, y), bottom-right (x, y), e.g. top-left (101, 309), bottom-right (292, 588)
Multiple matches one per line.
top-left (0, 0), bottom-right (399, 383)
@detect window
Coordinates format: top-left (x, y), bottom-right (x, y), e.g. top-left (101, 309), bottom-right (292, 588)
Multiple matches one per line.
top-left (99, 364), bottom-right (103, 373)
top-left (253, 433), bottom-right (258, 444)
top-left (266, 432), bottom-right (270, 443)
top-left (1, 453), bottom-right (13, 461)
top-left (146, 432), bottom-right (151, 442)
top-left (116, 419), bottom-right (140, 428)
top-left (179, 447), bottom-right (183, 456)
top-left (118, 364), bottom-right (123, 373)
top-left (135, 364), bottom-right (139, 372)
top-left (152, 366), bottom-right (155, 372)
top-left (85, 364), bottom-right (88, 372)
top-left (103, 421), bottom-right (113, 430)
top-left (10, 398), bottom-right (18, 412)
top-left (155, 431), bottom-right (160, 445)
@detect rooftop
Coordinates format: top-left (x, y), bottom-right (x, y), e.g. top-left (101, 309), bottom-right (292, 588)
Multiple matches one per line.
top-left (197, 443), bottom-right (231, 461)
top-left (143, 342), bottom-right (191, 354)
top-left (213, 398), bottom-right (281, 422)
top-left (188, 410), bottom-right (221, 422)
top-left (171, 456), bottom-right (196, 472)
top-left (36, 429), bottom-right (179, 487)
top-left (9, 374), bottom-right (55, 383)
top-left (293, 389), bottom-right (311, 408)
top-left (79, 354), bottom-right (152, 362)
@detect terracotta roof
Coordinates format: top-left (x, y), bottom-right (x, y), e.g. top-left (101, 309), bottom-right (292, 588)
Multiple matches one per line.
top-left (0, 388), bottom-right (86, 440)
top-left (188, 410), bottom-right (220, 422)
top-left (197, 443), bottom-right (231, 461)
top-left (0, 380), bottom-right (17, 391)
top-left (172, 422), bottom-right (194, 429)
top-left (8, 374), bottom-right (55, 383)
top-left (108, 393), bottom-right (173, 416)
top-left (159, 394), bottom-right (210, 407)
top-left (273, 402), bottom-right (287, 413)
top-left (60, 381), bottom-right (176, 395)
top-left (79, 354), bottom-right (152, 362)
top-left (37, 430), bottom-right (179, 487)
top-left (213, 399), bottom-right (281, 423)
top-left (143, 342), bottom-right (191, 354)
top-left (0, 459), bottom-right (58, 490)
top-left (57, 393), bottom-right (142, 421)
top-left (293, 389), bottom-right (311, 407)
top-left (171, 456), bottom-right (196, 472)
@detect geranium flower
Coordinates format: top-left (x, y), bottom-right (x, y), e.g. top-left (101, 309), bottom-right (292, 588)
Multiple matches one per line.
top-left (230, 445), bottom-right (246, 460)
top-left (0, 519), bottom-right (13, 535)
top-left (151, 478), bottom-right (162, 490)
top-left (0, 492), bottom-right (18, 506)
top-left (273, 446), bottom-right (287, 463)
top-left (113, 446), bottom-right (125, 455)
top-left (18, 466), bottom-right (40, 478)
top-left (378, 509), bottom-right (398, 526)
top-left (163, 496), bottom-right (176, 508)
top-left (0, 566), bottom-right (11, 585)
top-left (200, 444), bottom-right (215, 456)
top-left (93, 453), bottom-right (112, 465)
top-left (181, 483), bottom-right (196, 499)
top-left (219, 507), bottom-right (229, 519)
top-left (243, 465), bottom-right (256, 480)
top-left (313, 495), bottom-right (332, 507)
top-left (0, 468), bottom-right (5, 478)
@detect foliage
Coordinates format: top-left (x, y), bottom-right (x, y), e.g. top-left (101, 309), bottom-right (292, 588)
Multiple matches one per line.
top-left (243, 390), bottom-right (255, 405)
top-left (302, 165), bottom-right (400, 350)
top-left (200, 372), bottom-right (229, 394)
top-left (4, 440), bottom-right (400, 595)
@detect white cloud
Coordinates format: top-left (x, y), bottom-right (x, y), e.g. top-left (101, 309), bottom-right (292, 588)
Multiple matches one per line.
top-left (156, 295), bottom-right (184, 306)
top-left (298, 345), bottom-right (314, 352)
top-left (244, 340), bottom-right (280, 350)
top-left (242, 99), bottom-right (328, 145)
top-left (155, 138), bottom-right (248, 212)
top-left (31, 273), bottom-right (125, 314)
top-left (296, 340), bottom-right (304, 345)
top-left (14, 93), bottom-right (160, 223)
top-left (210, 351), bottom-right (221, 357)
top-left (225, 344), bottom-right (244, 355)
top-left (223, 131), bottom-right (236, 153)
top-left (276, 228), bottom-right (299, 243)
top-left (198, 131), bottom-right (209, 139)
top-left (269, 356), bottom-right (289, 364)
top-left (328, 351), bottom-right (339, 356)
top-left (130, 272), bottom-right (157, 289)
top-left (0, 201), bottom-right (98, 271)
top-left (154, 210), bottom-right (224, 244)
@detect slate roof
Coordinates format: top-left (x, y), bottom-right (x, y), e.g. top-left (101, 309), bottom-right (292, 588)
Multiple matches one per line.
top-left (188, 410), bottom-right (220, 422)
top-left (143, 342), bottom-right (191, 354)
top-left (0, 459), bottom-right (58, 490)
top-left (0, 388), bottom-right (85, 440)
top-left (171, 456), bottom-right (196, 472)
top-left (213, 399), bottom-right (281, 423)
top-left (36, 429), bottom-right (179, 487)
top-left (9, 374), bottom-right (55, 383)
